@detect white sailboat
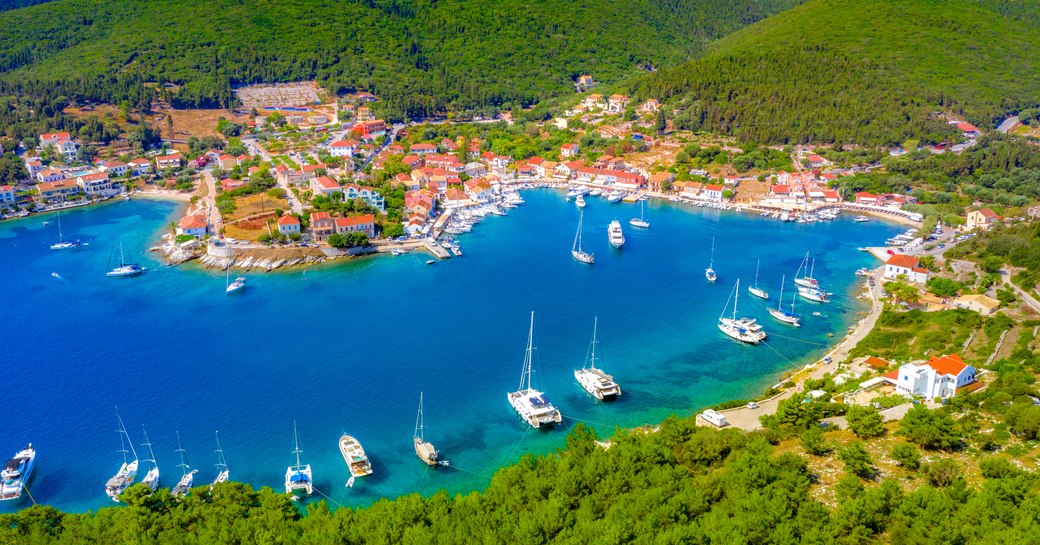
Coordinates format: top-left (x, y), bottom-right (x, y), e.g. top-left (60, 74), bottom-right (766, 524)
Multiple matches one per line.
top-left (225, 266), bottom-right (246, 295)
top-left (573, 317), bottom-right (621, 400)
top-left (106, 238), bottom-right (143, 278)
top-left (629, 200), bottom-right (650, 228)
top-left (607, 220), bottom-right (625, 248)
top-left (507, 312), bottom-right (563, 429)
top-left (414, 392), bottom-right (442, 467)
top-left (793, 252), bottom-right (818, 289)
top-left (140, 428), bottom-right (160, 492)
top-left (171, 431), bottom-right (197, 498)
top-left (717, 279), bottom-right (767, 345)
top-left (768, 275), bottom-right (801, 326)
top-left (211, 431), bottom-right (229, 488)
top-left (284, 421), bottom-right (312, 497)
top-left (798, 284), bottom-right (830, 303)
top-left (571, 210), bottom-right (594, 264)
top-left (705, 237), bottom-right (717, 283)
top-left (748, 259), bottom-right (769, 300)
top-left (49, 210), bottom-right (83, 250)
top-left (105, 408), bottom-right (139, 502)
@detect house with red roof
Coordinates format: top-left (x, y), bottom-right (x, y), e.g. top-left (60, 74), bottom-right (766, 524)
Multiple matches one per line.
top-left (854, 192), bottom-right (879, 205)
top-left (156, 152), bottom-right (182, 170)
top-left (129, 158), bottom-right (152, 175)
top-left (309, 211), bottom-right (335, 241)
top-left (36, 168), bottom-right (66, 184)
top-left (954, 122), bottom-right (980, 138)
top-left (402, 155), bottom-right (423, 169)
top-left (648, 171), bottom-right (674, 193)
top-left (99, 160), bottom-right (130, 178)
top-left (277, 214), bottom-right (301, 235)
top-left (554, 161), bottom-right (583, 179)
top-left (75, 171), bottom-right (113, 197)
top-left (37, 179), bottom-right (80, 203)
top-left (329, 140), bottom-right (357, 158)
top-left (884, 254), bottom-right (929, 283)
top-left (220, 178), bottom-right (246, 192)
top-left (965, 208), bottom-right (1000, 231)
top-left (561, 143), bottom-right (579, 158)
top-left (309, 176), bottom-right (341, 197)
top-left (441, 187), bottom-right (469, 209)
top-left (0, 185), bottom-right (16, 206)
top-left (409, 143), bottom-right (437, 155)
top-left (351, 120), bottom-right (387, 141)
top-left (334, 214), bottom-right (375, 238)
top-left (806, 154), bottom-right (826, 168)
top-left (178, 214), bottom-right (209, 239)
top-left (702, 184), bottom-right (725, 202)
top-left (883, 353), bottom-right (976, 399)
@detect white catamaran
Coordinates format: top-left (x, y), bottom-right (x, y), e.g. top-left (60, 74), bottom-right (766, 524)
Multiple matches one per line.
top-left (571, 210), bottom-right (594, 264)
top-left (212, 431), bottom-right (230, 488)
top-left (718, 279), bottom-right (767, 345)
top-left (573, 317), bottom-right (621, 400)
top-left (607, 220), bottom-right (625, 249)
top-left (49, 210), bottom-right (83, 250)
top-left (748, 259), bottom-right (769, 300)
top-left (768, 275), bottom-right (801, 327)
top-left (106, 238), bottom-right (143, 278)
top-left (629, 200), bottom-right (650, 229)
top-left (171, 431), bottom-right (197, 498)
top-left (285, 421), bottom-right (313, 497)
top-left (507, 312), bottom-right (563, 429)
top-left (140, 428), bottom-right (160, 492)
top-left (105, 409), bottom-right (139, 502)
top-left (705, 237), bottom-right (718, 283)
top-left (414, 392), bottom-right (446, 467)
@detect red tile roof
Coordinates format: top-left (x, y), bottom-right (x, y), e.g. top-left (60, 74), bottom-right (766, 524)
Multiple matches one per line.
top-left (277, 215), bottom-right (300, 225)
top-left (926, 354), bottom-right (968, 376)
top-left (334, 214), bottom-right (375, 227)
top-left (864, 356), bottom-right (889, 369)
top-left (179, 214), bottom-right (207, 230)
top-left (885, 254), bottom-right (919, 269)
top-left (310, 211), bottom-right (331, 222)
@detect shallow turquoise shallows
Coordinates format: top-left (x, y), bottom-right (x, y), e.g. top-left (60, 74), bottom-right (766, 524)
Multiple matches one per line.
top-left (0, 191), bottom-right (902, 512)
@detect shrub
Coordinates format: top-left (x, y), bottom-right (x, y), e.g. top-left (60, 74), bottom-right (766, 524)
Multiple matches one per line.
top-left (838, 441), bottom-right (877, 480)
top-left (846, 406), bottom-right (885, 438)
top-left (890, 443), bottom-right (921, 469)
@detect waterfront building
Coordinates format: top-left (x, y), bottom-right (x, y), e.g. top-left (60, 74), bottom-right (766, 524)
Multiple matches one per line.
top-left (309, 211), bottom-right (335, 241)
top-left (883, 254), bottom-right (929, 283)
top-left (75, 172), bottom-right (114, 197)
top-left (0, 185), bottom-right (15, 205)
top-left (37, 179), bottom-right (80, 203)
top-left (129, 158), bottom-right (153, 175)
top-left (702, 184), bottom-right (724, 202)
top-left (156, 152), bottom-right (183, 170)
top-left (277, 214), bottom-right (301, 235)
top-left (334, 214), bottom-right (375, 238)
top-left (965, 208), bottom-right (1000, 231)
top-left (178, 214), bottom-right (209, 239)
top-left (37, 168), bottom-right (66, 184)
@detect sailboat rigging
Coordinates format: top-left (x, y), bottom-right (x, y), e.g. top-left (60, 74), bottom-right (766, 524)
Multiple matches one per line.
top-left (705, 236), bottom-right (717, 283)
top-left (574, 317), bottom-right (621, 400)
top-left (571, 210), bottom-right (594, 264)
top-left (507, 312), bottom-right (563, 428)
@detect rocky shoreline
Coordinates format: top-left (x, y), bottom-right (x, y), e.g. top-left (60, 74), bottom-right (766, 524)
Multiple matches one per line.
top-left (151, 234), bottom-right (329, 271)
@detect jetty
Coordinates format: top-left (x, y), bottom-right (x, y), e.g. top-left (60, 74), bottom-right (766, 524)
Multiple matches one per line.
top-left (424, 238), bottom-right (451, 260)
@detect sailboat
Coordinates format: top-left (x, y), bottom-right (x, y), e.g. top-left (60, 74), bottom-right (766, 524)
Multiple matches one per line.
top-left (571, 210), bottom-right (594, 264)
top-left (171, 431), bottom-right (197, 498)
top-left (225, 266), bottom-right (246, 295)
top-left (794, 252), bottom-right (818, 289)
top-left (507, 312), bottom-right (563, 429)
top-left (284, 421), bottom-right (313, 497)
top-left (573, 317), bottom-right (621, 400)
top-left (49, 210), bottom-right (83, 250)
top-left (211, 431), bottom-right (229, 487)
top-left (140, 428), bottom-right (160, 492)
top-left (705, 237), bottom-right (717, 283)
top-left (717, 279), bottom-right (767, 345)
top-left (106, 238), bottom-right (143, 278)
top-left (748, 259), bottom-right (769, 300)
top-left (629, 200), bottom-right (650, 228)
top-left (607, 220), bottom-right (625, 248)
top-left (414, 392), bottom-right (446, 467)
top-left (105, 409), bottom-right (139, 502)
top-left (768, 275), bottom-right (801, 326)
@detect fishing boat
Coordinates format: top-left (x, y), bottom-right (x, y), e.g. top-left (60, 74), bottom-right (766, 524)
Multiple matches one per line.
top-left (607, 220), bottom-right (625, 249)
top-left (629, 200), bottom-right (650, 228)
top-left (0, 444), bottom-right (35, 501)
top-left (575, 194), bottom-right (586, 208)
top-left (414, 393), bottom-right (445, 467)
top-left (171, 431), bottom-right (197, 498)
top-left (748, 259), bottom-right (769, 300)
top-left (49, 210), bottom-right (82, 250)
top-left (106, 238), bottom-right (143, 278)
top-left (339, 434), bottom-right (373, 478)
top-left (105, 409), bottom-right (139, 502)
top-left (225, 267), bottom-right (246, 295)
top-left (717, 280), bottom-right (766, 345)
top-left (768, 275), bottom-right (801, 327)
top-left (507, 312), bottom-right (563, 429)
top-left (284, 421), bottom-right (313, 497)
top-left (212, 431), bottom-right (229, 487)
top-left (573, 317), bottom-right (621, 400)
top-left (705, 237), bottom-right (718, 283)
top-left (571, 210), bottom-right (594, 264)
top-left (140, 428), bottom-right (160, 492)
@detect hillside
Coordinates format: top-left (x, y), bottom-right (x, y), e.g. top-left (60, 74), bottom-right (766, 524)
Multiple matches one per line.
top-left (632, 0), bottom-right (1040, 145)
top-left (0, 0), bottom-right (800, 119)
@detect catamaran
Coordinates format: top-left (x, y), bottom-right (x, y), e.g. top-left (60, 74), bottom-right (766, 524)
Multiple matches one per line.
top-left (718, 279), bottom-right (767, 345)
top-left (748, 259), bottom-right (769, 300)
top-left (106, 238), bottom-right (143, 278)
top-left (571, 210), bottom-right (594, 264)
top-left (705, 237), bottom-right (718, 283)
top-left (629, 200), bottom-right (650, 228)
top-left (171, 431), bottom-right (197, 498)
top-left (607, 220), bottom-right (625, 248)
top-left (768, 275), bottom-right (801, 326)
top-left (212, 431), bottom-right (229, 487)
top-left (105, 409), bottom-right (139, 502)
top-left (140, 428), bottom-right (160, 492)
top-left (49, 210), bottom-right (82, 250)
top-left (573, 317), bottom-right (621, 400)
top-left (0, 444), bottom-right (36, 501)
top-left (285, 421), bottom-right (313, 497)
top-left (225, 266), bottom-right (246, 295)
top-left (507, 312), bottom-right (563, 429)
top-left (339, 434), bottom-right (373, 478)
top-left (414, 392), bottom-right (444, 467)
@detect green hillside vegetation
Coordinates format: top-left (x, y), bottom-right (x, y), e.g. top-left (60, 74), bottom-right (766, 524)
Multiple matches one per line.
top-left (0, 0), bottom-right (799, 119)
top-left (633, 0), bottom-right (1040, 145)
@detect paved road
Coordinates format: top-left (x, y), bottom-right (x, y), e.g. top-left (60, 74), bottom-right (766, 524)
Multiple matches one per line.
top-left (200, 170), bottom-right (219, 229)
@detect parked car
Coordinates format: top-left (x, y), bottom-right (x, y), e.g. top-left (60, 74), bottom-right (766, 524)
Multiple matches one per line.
top-left (746, 402), bottom-right (760, 410)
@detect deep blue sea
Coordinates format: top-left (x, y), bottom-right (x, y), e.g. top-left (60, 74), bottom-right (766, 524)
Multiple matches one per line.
top-left (0, 191), bottom-right (902, 513)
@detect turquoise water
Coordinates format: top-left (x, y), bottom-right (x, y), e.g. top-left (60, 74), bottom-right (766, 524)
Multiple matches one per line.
top-left (0, 191), bottom-right (902, 513)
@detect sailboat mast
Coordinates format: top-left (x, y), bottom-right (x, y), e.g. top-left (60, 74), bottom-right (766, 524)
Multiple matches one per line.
top-left (809, 258), bottom-right (816, 280)
top-left (115, 408), bottom-right (137, 462)
top-left (56, 211), bottom-right (63, 240)
top-left (590, 317), bottom-right (598, 368)
top-left (709, 237), bottom-right (715, 268)
top-left (519, 312), bottom-right (534, 392)
top-left (733, 279), bottom-right (740, 320)
top-left (292, 421), bottom-right (302, 470)
top-left (142, 427), bottom-right (156, 466)
top-left (778, 275), bottom-right (785, 310)
top-left (214, 431), bottom-right (226, 472)
top-left (754, 260), bottom-right (761, 287)
top-left (415, 392), bottom-right (425, 441)
top-left (175, 431), bottom-right (188, 476)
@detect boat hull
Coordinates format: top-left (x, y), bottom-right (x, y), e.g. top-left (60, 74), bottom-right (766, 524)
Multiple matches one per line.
top-left (571, 250), bottom-right (595, 264)
top-left (629, 219), bottom-right (649, 228)
top-left (414, 437), bottom-right (438, 466)
top-left (339, 435), bottom-right (374, 478)
top-left (768, 307), bottom-right (801, 326)
top-left (748, 286), bottom-right (769, 300)
top-left (574, 368), bottom-right (620, 401)
top-left (507, 390), bottom-right (562, 429)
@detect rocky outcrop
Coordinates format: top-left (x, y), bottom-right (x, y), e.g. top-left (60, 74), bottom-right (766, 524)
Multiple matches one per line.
top-left (197, 253), bottom-right (326, 271)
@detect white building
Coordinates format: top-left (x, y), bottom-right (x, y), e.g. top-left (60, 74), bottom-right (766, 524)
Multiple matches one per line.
top-left (329, 140), bottom-right (357, 158)
top-left (883, 254), bottom-right (929, 283)
top-left (885, 354), bottom-right (976, 400)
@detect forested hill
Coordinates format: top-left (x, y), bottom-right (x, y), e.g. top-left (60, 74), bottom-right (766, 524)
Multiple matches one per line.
top-left (631, 0), bottom-right (1040, 146)
top-left (0, 0), bottom-right (801, 118)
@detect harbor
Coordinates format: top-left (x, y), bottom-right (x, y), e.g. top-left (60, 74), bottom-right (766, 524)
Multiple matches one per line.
top-left (0, 190), bottom-right (904, 513)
